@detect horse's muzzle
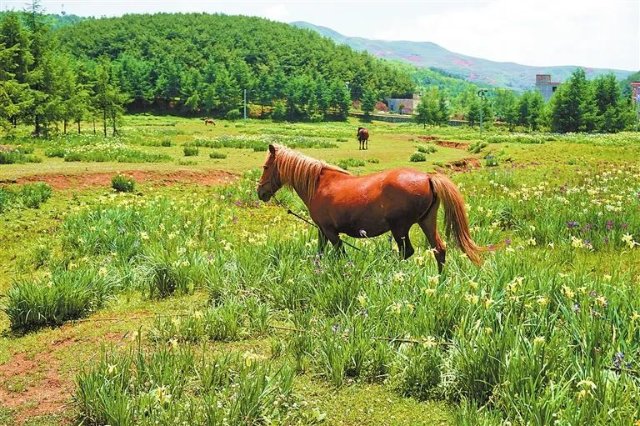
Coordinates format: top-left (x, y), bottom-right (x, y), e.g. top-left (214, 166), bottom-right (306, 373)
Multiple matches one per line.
top-left (257, 188), bottom-right (272, 202)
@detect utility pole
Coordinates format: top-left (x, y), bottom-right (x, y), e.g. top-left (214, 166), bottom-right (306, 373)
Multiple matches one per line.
top-left (477, 89), bottom-right (489, 135)
top-left (243, 89), bottom-right (247, 120)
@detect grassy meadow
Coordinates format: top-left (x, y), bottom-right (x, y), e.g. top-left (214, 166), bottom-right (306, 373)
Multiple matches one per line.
top-left (1, 116), bottom-right (640, 425)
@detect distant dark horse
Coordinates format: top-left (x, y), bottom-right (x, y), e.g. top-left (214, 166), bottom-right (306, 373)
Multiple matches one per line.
top-left (204, 118), bottom-right (216, 126)
top-left (257, 144), bottom-right (487, 273)
top-left (357, 127), bottom-right (369, 150)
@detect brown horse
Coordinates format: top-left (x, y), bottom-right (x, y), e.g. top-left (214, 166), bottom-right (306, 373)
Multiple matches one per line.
top-left (204, 118), bottom-right (216, 126)
top-left (257, 144), bottom-right (484, 272)
top-left (357, 127), bottom-right (369, 150)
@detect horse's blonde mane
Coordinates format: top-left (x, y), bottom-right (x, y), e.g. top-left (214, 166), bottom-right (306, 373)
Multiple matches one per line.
top-left (273, 144), bottom-right (349, 202)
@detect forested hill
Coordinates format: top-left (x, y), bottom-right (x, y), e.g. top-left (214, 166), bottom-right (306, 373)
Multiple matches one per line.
top-left (54, 13), bottom-right (415, 118)
top-left (293, 21), bottom-right (635, 92)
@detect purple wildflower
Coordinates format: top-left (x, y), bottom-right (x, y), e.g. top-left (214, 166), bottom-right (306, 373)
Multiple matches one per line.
top-left (606, 220), bottom-right (614, 231)
top-left (567, 221), bottom-right (579, 229)
top-left (613, 352), bottom-right (625, 370)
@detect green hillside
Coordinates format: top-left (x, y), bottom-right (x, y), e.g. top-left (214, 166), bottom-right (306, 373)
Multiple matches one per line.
top-left (54, 13), bottom-right (415, 118)
top-left (293, 21), bottom-right (635, 92)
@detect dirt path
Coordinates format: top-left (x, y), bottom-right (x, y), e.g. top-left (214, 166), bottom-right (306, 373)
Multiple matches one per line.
top-left (7, 169), bottom-right (237, 190)
top-left (418, 135), bottom-right (470, 150)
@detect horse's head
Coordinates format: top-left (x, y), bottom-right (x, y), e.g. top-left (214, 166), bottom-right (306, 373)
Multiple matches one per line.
top-left (257, 144), bottom-right (282, 202)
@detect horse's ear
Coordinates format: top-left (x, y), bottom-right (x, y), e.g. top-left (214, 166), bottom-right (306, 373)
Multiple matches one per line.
top-left (268, 144), bottom-right (276, 154)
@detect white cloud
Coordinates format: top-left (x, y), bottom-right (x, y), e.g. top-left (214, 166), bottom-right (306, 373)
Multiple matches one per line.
top-left (263, 3), bottom-right (290, 21)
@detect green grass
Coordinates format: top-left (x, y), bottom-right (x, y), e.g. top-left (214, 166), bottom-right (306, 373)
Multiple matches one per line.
top-left (2, 117), bottom-right (640, 425)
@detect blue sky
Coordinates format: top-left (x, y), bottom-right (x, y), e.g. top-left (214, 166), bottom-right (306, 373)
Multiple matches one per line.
top-left (2, 0), bottom-right (638, 70)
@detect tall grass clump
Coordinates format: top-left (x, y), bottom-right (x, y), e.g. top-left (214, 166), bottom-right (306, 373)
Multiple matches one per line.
top-left (410, 152), bottom-right (427, 162)
top-left (0, 146), bottom-right (41, 164)
top-left (335, 158), bottom-right (365, 170)
top-left (75, 344), bottom-right (313, 425)
top-left (0, 183), bottom-right (52, 213)
top-left (5, 265), bottom-right (115, 331)
top-left (416, 144), bottom-right (437, 154)
top-left (183, 144), bottom-right (199, 156)
top-left (111, 174), bottom-right (136, 193)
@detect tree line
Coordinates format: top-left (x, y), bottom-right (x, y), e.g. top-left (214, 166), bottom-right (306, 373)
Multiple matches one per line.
top-left (413, 68), bottom-right (637, 132)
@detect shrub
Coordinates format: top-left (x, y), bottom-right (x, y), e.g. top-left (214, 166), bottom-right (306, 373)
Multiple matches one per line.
top-left (0, 149), bottom-right (42, 164)
top-left (225, 109), bottom-right (242, 121)
top-left (410, 152), bottom-right (427, 162)
top-left (111, 174), bottom-right (136, 193)
top-left (485, 154), bottom-right (499, 167)
top-left (468, 141), bottom-right (488, 154)
top-left (336, 158), bottom-right (365, 169)
top-left (44, 146), bottom-right (66, 158)
top-left (209, 151), bottom-right (227, 159)
top-left (416, 144), bottom-right (437, 154)
top-left (18, 183), bottom-right (52, 208)
top-left (183, 144), bottom-right (199, 156)
top-left (161, 138), bottom-right (172, 147)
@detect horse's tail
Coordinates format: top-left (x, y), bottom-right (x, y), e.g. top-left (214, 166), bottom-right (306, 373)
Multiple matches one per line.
top-left (430, 173), bottom-right (484, 265)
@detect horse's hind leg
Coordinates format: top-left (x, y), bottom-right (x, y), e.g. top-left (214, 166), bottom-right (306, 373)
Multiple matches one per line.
top-left (419, 199), bottom-right (446, 273)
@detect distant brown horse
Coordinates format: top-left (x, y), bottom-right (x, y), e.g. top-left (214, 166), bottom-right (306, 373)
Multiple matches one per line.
top-left (204, 118), bottom-right (216, 126)
top-left (257, 144), bottom-right (485, 272)
top-left (357, 127), bottom-right (369, 150)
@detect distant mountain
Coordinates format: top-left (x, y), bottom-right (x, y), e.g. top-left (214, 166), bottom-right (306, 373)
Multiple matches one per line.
top-left (292, 22), bottom-right (635, 91)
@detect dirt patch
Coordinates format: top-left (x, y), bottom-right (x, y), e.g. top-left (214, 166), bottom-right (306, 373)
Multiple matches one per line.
top-left (416, 136), bottom-right (469, 150)
top-left (0, 145), bottom-right (14, 152)
top-left (0, 352), bottom-right (72, 423)
top-left (441, 158), bottom-right (482, 172)
top-left (13, 169), bottom-right (237, 190)
top-left (434, 140), bottom-right (470, 150)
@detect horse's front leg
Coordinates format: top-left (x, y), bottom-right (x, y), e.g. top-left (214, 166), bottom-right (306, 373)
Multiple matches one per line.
top-left (320, 226), bottom-right (345, 255)
top-left (317, 229), bottom-right (329, 254)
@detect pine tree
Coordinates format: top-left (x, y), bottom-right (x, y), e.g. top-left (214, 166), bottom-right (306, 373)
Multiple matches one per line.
top-left (415, 98), bottom-right (430, 129)
top-left (551, 68), bottom-right (596, 133)
top-left (361, 87), bottom-right (377, 118)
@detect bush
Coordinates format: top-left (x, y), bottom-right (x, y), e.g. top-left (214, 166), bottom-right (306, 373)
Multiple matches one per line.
top-left (410, 152), bottom-right (427, 162)
top-left (19, 183), bottom-right (52, 208)
top-left (183, 144), bottom-right (199, 156)
top-left (111, 174), bottom-right (136, 193)
top-left (485, 154), bottom-right (499, 167)
top-left (0, 149), bottom-right (42, 164)
top-left (225, 109), bottom-right (242, 121)
top-left (209, 151), bottom-right (227, 159)
top-left (416, 144), bottom-right (437, 154)
top-left (336, 158), bottom-right (365, 169)
top-left (161, 138), bottom-right (172, 147)
top-left (44, 146), bottom-right (66, 158)
top-left (468, 141), bottom-right (488, 154)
